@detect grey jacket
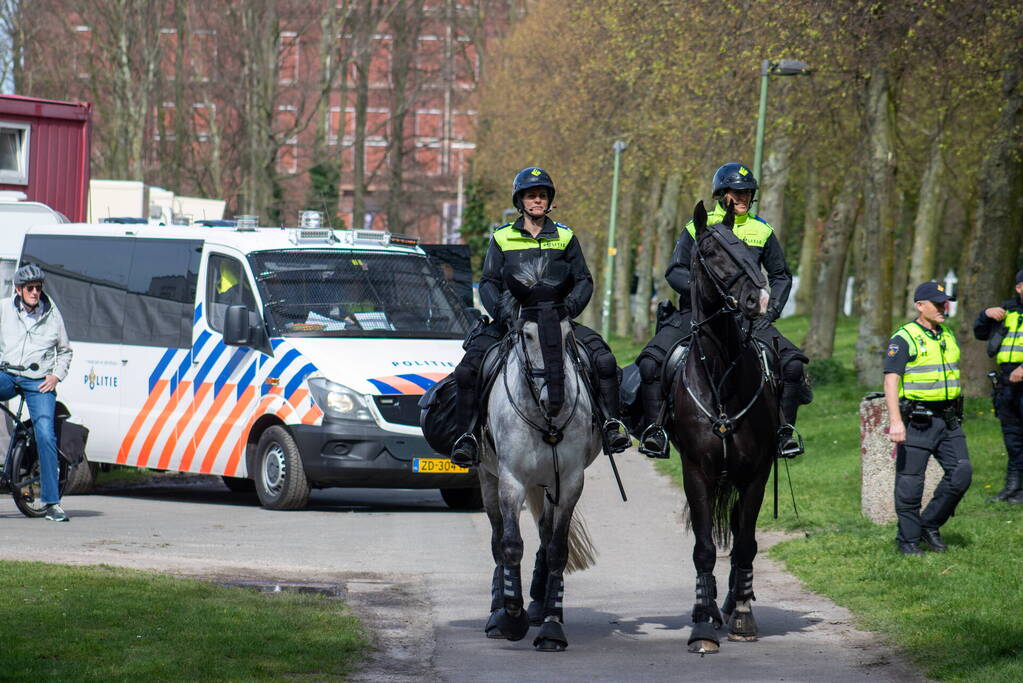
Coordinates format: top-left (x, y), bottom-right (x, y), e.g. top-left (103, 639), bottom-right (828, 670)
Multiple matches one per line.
top-left (0, 294), bottom-right (73, 380)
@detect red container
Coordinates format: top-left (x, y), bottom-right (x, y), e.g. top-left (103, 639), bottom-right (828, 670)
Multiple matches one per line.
top-left (0, 94), bottom-right (91, 222)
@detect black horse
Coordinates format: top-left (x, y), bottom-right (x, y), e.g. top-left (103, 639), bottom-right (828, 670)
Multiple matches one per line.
top-left (667, 201), bottom-right (779, 653)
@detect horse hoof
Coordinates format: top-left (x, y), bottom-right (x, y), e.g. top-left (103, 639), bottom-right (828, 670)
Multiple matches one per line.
top-left (687, 622), bottom-right (721, 654)
top-left (490, 607), bottom-right (530, 641)
top-left (527, 600), bottom-right (544, 626)
top-left (533, 620), bottom-right (568, 652)
top-left (484, 610), bottom-right (506, 639)
top-left (727, 609), bottom-right (758, 642)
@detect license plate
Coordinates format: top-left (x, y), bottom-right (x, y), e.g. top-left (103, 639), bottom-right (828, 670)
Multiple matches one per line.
top-left (413, 458), bottom-right (469, 474)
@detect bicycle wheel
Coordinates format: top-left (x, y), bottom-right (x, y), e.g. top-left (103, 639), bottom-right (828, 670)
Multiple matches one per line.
top-left (11, 438), bottom-right (67, 518)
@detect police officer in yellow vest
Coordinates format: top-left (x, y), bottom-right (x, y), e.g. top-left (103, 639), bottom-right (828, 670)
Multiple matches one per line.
top-left (972, 269), bottom-right (1023, 503)
top-left (635, 162), bottom-right (812, 458)
top-left (449, 167), bottom-right (631, 466)
top-left (884, 281), bottom-right (973, 555)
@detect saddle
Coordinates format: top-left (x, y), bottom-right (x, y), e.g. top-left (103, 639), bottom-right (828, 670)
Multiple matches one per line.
top-left (660, 335), bottom-right (774, 399)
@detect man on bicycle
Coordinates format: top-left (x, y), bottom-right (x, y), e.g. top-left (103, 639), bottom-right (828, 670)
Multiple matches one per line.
top-left (0, 264), bottom-right (73, 521)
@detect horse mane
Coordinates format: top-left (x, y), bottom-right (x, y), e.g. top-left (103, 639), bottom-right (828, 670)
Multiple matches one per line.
top-left (499, 258), bottom-right (548, 323)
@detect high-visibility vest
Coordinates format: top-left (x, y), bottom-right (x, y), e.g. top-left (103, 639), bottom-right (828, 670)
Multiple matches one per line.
top-left (996, 310), bottom-right (1023, 364)
top-left (492, 223), bottom-right (574, 252)
top-left (685, 205), bottom-right (774, 248)
top-left (893, 322), bottom-right (961, 401)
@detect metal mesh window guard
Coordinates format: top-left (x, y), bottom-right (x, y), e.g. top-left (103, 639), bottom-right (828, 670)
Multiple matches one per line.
top-left (248, 250), bottom-right (472, 338)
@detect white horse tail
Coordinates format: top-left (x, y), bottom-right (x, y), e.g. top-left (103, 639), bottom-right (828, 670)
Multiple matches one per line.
top-left (526, 487), bottom-right (598, 574)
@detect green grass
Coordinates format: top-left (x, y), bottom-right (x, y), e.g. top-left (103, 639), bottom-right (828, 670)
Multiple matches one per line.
top-left (0, 562), bottom-right (368, 681)
top-left (611, 314), bottom-right (1023, 682)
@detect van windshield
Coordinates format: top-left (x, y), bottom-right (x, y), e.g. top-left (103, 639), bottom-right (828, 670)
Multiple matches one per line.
top-left (248, 250), bottom-right (473, 338)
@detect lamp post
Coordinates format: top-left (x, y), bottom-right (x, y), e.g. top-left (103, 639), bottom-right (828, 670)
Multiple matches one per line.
top-left (752, 59), bottom-right (811, 212)
top-left (600, 140), bottom-right (627, 340)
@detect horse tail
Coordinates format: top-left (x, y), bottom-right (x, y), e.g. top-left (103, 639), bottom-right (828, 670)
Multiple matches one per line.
top-left (683, 477), bottom-right (738, 548)
top-left (525, 487), bottom-right (598, 574)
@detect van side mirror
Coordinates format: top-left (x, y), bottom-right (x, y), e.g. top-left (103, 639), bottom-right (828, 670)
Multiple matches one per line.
top-left (224, 305), bottom-right (253, 346)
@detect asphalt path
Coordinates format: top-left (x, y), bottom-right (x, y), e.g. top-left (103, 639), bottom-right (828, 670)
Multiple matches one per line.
top-left (0, 452), bottom-right (925, 682)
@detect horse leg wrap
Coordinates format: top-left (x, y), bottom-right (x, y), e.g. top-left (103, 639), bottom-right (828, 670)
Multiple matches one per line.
top-left (691, 572), bottom-right (723, 629)
top-left (542, 574), bottom-right (565, 623)
top-left (491, 564), bottom-right (504, 613)
top-left (731, 566), bottom-right (755, 603)
top-left (527, 549), bottom-right (548, 626)
top-left (724, 566), bottom-right (757, 641)
top-left (487, 565), bottom-right (530, 642)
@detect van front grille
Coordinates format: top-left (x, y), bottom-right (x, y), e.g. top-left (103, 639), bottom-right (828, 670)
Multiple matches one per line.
top-left (373, 395), bottom-right (422, 427)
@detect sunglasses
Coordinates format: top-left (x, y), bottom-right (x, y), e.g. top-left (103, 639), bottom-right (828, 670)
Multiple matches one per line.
top-left (21, 284), bottom-right (42, 292)
top-left (929, 300), bottom-right (949, 313)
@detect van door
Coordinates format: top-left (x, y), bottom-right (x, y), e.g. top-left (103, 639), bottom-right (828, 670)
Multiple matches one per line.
top-left (19, 234), bottom-right (132, 463)
top-left (117, 238), bottom-right (202, 470)
top-left (182, 251), bottom-right (262, 477)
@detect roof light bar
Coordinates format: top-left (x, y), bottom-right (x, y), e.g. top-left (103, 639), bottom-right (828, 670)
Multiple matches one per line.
top-left (235, 215), bottom-right (258, 231)
top-left (388, 232), bottom-right (419, 247)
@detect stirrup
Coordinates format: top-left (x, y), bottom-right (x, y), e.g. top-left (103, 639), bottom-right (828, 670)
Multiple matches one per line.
top-left (601, 418), bottom-right (631, 454)
top-left (777, 425), bottom-right (804, 459)
top-left (451, 433), bottom-right (480, 467)
top-left (638, 424), bottom-right (669, 459)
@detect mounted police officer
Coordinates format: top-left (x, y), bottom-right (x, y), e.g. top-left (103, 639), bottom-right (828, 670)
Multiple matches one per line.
top-left (449, 167), bottom-right (631, 466)
top-left (634, 162), bottom-right (811, 458)
top-left (973, 269), bottom-right (1023, 504)
top-left (884, 281), bottom-right (972, 555)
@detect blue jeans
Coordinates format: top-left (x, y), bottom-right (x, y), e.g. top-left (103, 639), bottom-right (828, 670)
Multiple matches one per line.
top-left (0, 373), bottom-right (59, 504)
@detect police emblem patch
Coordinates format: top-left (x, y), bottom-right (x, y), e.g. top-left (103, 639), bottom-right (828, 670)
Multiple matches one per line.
top-left (887, 343), bottom-right (899, 358)
top-left (531, 168), bottom-right (541, 176)
top-left (739, 166), bottom-right (749, 176)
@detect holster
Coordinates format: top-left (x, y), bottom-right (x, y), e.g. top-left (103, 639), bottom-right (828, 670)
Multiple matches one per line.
top-left (899, 399), bottom-right (934, 430)
top-left (462, 314), bottom-right (493, 350)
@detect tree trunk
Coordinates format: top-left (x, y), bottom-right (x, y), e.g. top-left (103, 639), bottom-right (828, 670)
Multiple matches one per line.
top-left (891, 189), bottom-right (914, 321)
top-left (956, 22), bottom-right (1023, 397)
top-left (387, 0), bottom-right (425, 233)
top-left (652, 173), bottom-right (682, 305)
top-left (803, 172), bottom-right (861, 359)
top-left (350, 2), bottom-right (378, 229)
top-left (631, 177), bottom-right (662, 343)
top-left (855, 68), bottom-right (897, 386)
top-left (905, 133), bottom-right (947, 316)
top-left (613, 172), bottom-right (641, 339)
top-left (759, 133), bottom-right (793, 242)
top-left (795, 156), bottom-right (820, 315)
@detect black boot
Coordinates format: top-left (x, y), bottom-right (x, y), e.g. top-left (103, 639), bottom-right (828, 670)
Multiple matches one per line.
top-left (778, 381), bottom-right (805, 458)
top-left (597, 374), bottom-right (631, 454)
top-left (450, 433), bottom-right (479, 467)
top-left (638, 379), bottom-right (669, 458)
top-left (989, 470), bottom-right (1022, 503)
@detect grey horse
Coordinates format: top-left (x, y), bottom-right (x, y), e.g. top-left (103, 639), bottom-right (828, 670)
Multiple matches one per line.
top-left (478, 260), bottom-right (601, 652)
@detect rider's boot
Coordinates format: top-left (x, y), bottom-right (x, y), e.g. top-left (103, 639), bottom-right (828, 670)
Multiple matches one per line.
top-left (777, 381), bottom-right (805, 458)
top-left (450, 381), bottom-right (480, 467)
top-left (598, 374), bottom-right (631, 454)
top-left (638, 379), bottom-right (669, 458)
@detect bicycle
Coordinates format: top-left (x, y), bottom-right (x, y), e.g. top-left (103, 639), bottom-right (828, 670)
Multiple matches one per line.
top-left (0, 362), bottom-right (68, 517)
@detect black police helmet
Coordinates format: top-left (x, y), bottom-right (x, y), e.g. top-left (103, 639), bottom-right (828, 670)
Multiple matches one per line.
top-left (512, 167), bottom-right (556, 212)
top-left (711, 162), bottom-right (758, 202)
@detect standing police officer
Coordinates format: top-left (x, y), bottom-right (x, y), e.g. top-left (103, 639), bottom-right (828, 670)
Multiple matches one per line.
top-left (634, 162), bottom-right (811, 458)
top-left (884, 281), bottom-right (972, 555)
top-left (449, 167), bottom-right (630, 466)
top-left (972, 269), bottom-right (1023, 503)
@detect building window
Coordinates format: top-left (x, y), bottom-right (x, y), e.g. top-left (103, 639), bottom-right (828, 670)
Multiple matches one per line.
top-left (0, 122), bottom-right (31, 185)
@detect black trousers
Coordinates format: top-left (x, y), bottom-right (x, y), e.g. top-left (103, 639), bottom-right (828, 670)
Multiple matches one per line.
top-left (894, 416), bottom-right (972, 544)
top-left (994, 381), bottom-right (1023, 473)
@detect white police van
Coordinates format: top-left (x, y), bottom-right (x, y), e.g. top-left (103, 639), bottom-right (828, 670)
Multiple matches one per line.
top-left (19, 214), bottom-right (477, 509)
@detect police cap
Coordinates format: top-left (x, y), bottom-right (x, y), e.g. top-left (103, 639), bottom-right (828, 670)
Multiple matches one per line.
top-left (913, 281), bottom-right (954, 303)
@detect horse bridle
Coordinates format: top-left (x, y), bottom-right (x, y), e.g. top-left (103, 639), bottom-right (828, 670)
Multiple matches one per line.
top-left (686, 225), bottom-right (770, 440)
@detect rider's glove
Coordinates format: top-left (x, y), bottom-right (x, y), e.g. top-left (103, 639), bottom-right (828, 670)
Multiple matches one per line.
top-left (753, 308), bottom-right (778, 331)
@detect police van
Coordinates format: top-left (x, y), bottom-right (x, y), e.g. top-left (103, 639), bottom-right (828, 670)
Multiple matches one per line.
top-left (19, 213), bottom-right (478, 509)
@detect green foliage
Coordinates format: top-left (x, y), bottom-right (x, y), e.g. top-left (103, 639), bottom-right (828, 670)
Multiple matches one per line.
top-left (305, 161), bottom-right (344, 229)
top-left (807, 357), bottom-right (853, 386)
top-left (459, 180), bottom-right (495, 278)
top-left (0, 562), bottom-right (367, 681)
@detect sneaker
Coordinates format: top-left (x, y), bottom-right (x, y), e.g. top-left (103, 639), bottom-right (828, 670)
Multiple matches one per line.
top-left (45, 503), bottom-right (70, 522)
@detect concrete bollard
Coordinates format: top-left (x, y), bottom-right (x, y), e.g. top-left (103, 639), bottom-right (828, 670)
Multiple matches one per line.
top-left (859, 393), bottom-right (943, 524)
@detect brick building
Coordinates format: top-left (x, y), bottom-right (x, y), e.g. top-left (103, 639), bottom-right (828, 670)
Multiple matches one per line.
top-left (19, 1), bottom-right (520, 242)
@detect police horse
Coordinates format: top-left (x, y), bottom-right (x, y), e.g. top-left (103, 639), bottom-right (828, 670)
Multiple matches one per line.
top-left (668, 201), bottom-right (778, 653)
top-left (478, 261), bottom-right (602, 652)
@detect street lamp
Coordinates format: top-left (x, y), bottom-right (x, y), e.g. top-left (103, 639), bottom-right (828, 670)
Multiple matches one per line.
top-left (600, 140), bottom-right (627, 340)
top-left (752, 59), bottom-right (811, 212)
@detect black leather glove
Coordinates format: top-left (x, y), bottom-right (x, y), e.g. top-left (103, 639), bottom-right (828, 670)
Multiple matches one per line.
top-left (753, 308), bottom-right (778, 331)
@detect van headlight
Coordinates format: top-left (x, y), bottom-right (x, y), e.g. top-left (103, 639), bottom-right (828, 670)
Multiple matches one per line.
top-left (307, 377), bottom-right (372, 421)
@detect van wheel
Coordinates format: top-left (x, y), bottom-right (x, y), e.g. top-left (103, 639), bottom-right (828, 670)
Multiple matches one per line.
top-left (222, 475), bottom-right (256, 493)
top-left (254, 426), bottom-right (309, 510)
top-left (64, 456), bottom-right (98, 495)
top-left (440, 487), bottom-right (484, 510)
